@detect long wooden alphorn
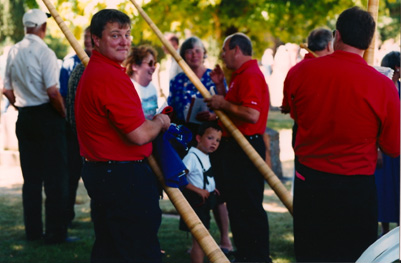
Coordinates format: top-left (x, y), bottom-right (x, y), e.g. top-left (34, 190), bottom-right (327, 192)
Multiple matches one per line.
top-left (41, 1), bottom-right (229, 262)
top-left (300, 43), bottom-right (318, 58)
top-left (363, 0), bottom-right (379, 65)
top-left (129, 0), bottom-right (293, 215)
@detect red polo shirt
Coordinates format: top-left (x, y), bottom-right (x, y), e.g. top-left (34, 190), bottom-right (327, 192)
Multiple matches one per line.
top-left (75, 50), bottom-right (151, 161)
top-left (288, 50), bottom-right (400, 175)
top-left (282, 53), bottom-right (315, 113)
top-left (223, 59), bottom-right (269, 136)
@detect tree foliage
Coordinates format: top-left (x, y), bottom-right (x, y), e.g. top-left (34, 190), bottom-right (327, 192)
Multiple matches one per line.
top-left (0, 0), bottom-right (399, 59)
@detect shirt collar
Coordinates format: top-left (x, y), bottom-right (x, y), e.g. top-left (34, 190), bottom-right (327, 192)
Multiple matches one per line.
top-left (25, 34), bottom-right (46, 46)
top-left (331, 50), bottom-right (368, 66)
top-left (232, 59), bottom-right (257, 77)
top-left (91, 50), bottom-right (127, 72)
top-left (304, 53), bottom-right (316, 60)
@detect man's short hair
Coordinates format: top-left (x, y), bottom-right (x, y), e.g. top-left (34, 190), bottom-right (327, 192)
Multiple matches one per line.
top-left (381, 51), bottom-right (400, 70)
top-left (307, 28), bottom-right (333, 52)
top-left (90, 9), bottom-right (131, 44)
top-left (197, 121), bottom-right (222, 136)
top-left (336, 6), bottom-right (375, 50)
top-left (179, 36), bottom-right (207, 61)
top-left (124, 45), bottom-right (158, 76)
top-left (227, 33), bottom-right (253, 56)
top-left (166, 33), bottom-right (179, 46)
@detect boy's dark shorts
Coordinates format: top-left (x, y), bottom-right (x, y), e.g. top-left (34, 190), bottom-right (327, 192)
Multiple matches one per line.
top-left (179, 190), bottom-right (217, 232)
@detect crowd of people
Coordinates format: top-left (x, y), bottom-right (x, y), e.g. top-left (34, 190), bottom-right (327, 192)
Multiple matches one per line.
top-left (1, 5), bottom-right (400, 263)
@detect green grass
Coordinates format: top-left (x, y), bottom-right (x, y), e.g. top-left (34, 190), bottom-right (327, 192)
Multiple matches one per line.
top-left (0, 180), bottom-right (295, 263)
top-left (267, 109), bottom-right (294, 130)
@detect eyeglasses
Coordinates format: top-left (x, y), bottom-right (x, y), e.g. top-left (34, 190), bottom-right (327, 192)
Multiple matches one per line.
top-left (142, 60), bottom-right (156, 67)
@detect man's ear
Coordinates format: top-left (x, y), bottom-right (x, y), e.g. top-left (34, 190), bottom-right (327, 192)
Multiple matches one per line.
top-left (234, 45), bottom-right (241, 56)
top-left (92, 35), bottom-right (101, 48)
top-left (195, 134), bottom-right (201, 144)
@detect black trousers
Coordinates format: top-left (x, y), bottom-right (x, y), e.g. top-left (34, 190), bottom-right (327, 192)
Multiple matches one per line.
top-left (216, 135), bottom-right (271, 262)
top-left (65, 122), bottom-right (83, 224)
top-left (16, 103), bottom-right (68, 241)
top-left (82, 160), bottom-right (162, 263)
top-left (294, 160), bottom-right (378, 262)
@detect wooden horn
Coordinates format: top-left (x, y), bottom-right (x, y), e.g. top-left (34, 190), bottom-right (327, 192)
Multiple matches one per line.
top-left (300, 43), bottom-right (318, 58)
top-left (41, 1), bottom-right (229, 262)
top-left (363, 0), bottom-right (379, 65)
top-left (128, 0), bottom-right (293, 216)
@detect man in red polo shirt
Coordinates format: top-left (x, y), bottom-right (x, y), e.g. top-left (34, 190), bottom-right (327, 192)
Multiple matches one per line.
top-left (74, 9), bottom-right (170, 263)
top-left (281, 27), bottom-right (334, 150)
top-left (206, 33), bottom-right (271, 263)
top-left (286, 7), bottom-right (400, 262)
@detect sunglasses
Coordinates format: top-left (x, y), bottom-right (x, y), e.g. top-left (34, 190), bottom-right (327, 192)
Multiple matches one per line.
top-left (142, 60), bottom-right (156, 67)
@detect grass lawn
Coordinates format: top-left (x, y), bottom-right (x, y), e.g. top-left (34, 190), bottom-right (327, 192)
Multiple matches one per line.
top-left (267, 109), bottom-right (293, 130)
top-left (0, 178), bottom-right (295, 263)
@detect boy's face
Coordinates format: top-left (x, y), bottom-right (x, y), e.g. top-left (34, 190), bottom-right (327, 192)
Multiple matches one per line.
top-left (196, 127), bottom-right (222, 154)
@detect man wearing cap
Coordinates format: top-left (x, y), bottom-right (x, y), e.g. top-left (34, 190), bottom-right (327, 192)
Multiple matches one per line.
top-left (3, 9), bottom-right (70, 244)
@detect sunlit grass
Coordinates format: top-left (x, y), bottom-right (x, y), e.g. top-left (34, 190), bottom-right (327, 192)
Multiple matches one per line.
top-left (0, 179), bottom-right (295, 263)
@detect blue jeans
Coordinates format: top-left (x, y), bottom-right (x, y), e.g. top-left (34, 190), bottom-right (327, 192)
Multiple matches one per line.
top-left (82, 160), bottom-right (162, 263)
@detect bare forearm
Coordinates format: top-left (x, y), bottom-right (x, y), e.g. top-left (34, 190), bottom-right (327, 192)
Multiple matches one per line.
top-left (2, 89), bottom-right (16, 106)
top-left (47, 86), bottom-right (66, 118)
top-left (125, 114), bottom-right (170, 145)
top-left (220, 101), bottom-right (260, 123)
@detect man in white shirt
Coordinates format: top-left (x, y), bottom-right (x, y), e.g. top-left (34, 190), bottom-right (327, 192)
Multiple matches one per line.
top-left (3, 9), bottom-right (70, 244)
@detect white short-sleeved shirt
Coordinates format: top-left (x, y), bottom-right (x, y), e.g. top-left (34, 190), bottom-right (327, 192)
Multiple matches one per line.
top-left (4, 34), bottom-right (60, 107)
top-left (131, 79), bottom-right (158, 120)
top-left (183, 147), bottom-right (216, 193)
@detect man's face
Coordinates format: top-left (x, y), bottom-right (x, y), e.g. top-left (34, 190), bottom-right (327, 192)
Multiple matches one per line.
top-left (84, 29), bottom-right (93, 54)
top-left (221, 38), bottom-right (235, 70)
top-left (93, 22), bottom-right (131, 64)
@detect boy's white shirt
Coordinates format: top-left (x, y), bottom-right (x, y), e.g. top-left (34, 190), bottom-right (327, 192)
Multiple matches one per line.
top-left (182, 147), bottom-right (216, 193)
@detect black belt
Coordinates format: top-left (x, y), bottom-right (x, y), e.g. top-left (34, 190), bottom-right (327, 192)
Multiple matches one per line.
top-left (83, 158), bottom-right (144, 164)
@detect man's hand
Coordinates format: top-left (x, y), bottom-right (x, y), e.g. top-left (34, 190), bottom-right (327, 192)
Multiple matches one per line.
top-left (210, 64), bottom-right (225, 85)
top-left (153, 114), bottom-right (171, 132)
top-left (205, 95), bottom-right (227, 111)
top-left (195, 111), bottom-right (217, 122)
top-left (210, 64), bottom-right (227, 96)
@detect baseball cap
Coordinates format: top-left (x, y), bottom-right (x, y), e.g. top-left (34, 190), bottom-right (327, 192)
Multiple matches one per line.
top-left (23, 9), bottom-right (51, 27)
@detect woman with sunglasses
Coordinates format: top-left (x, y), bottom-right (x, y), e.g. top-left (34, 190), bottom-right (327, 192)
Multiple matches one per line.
top-left (124, 45), bottom-right (158, 120)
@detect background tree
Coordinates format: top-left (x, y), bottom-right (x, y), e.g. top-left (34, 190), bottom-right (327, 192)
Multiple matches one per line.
top-left (0, 0), bottom-right (399, 60)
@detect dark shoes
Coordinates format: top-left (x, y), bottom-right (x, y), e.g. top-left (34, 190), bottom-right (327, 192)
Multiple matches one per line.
top-left (44, 234), bottom-right (80, 245)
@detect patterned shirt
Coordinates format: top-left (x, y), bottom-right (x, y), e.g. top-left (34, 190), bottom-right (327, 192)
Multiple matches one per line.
top-left (168, 69), bottom-right (220, 122)
top-left (66, 62), bottom-right (85, 134)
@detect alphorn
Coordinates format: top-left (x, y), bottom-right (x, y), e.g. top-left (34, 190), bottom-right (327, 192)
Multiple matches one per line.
top-left (300, 43), bottom-right (318, 58)
top-left (40, 1), bottom-right (229, 262)
top-left (128, 0), bottom-right (293, 216)
top-left (363, 0), bottom-right (379, 65)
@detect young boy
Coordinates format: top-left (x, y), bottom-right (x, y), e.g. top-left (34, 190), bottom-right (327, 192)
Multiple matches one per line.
top-left (179, 121), bottom-right (222, 263)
